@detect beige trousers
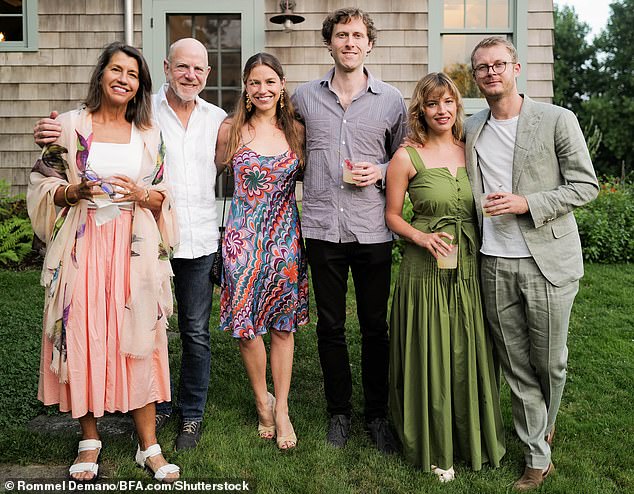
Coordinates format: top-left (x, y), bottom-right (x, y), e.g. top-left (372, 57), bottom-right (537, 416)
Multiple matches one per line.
top-left (480, 255), bottom-right (579, 469)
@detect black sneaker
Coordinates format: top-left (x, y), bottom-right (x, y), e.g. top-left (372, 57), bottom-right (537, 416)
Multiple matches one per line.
top-left (366, 417), bottom-right (398, 454)
top-left (326, 414), bottom-right (351, 448)
top-left (155, 413), bottom-right (171, 433)
top-left (175, 420), bottom-right (202, 451)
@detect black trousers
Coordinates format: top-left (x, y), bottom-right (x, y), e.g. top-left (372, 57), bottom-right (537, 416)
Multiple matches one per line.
top-left (306, 239), bottom-right (392, 421)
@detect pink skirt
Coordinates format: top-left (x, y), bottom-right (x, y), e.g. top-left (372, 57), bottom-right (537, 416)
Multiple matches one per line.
top-left (38, 209), bottom-right (170, 418)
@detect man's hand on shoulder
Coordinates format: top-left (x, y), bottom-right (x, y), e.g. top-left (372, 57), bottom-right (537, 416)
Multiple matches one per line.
top-left (33, 111), bottom-right (61, 147)
top-left (400, 137), bottom-right (421, 149)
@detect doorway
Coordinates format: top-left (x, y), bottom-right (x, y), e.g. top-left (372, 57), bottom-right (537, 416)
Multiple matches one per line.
top-left (142, 0), bottom-right (265, 199)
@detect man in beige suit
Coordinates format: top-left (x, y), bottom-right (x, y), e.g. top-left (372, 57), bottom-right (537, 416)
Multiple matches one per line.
top-left (465, 37), bottom-right (598, 491)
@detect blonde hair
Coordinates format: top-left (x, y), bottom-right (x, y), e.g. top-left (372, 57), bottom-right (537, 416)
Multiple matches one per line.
top-left (470, 36), bottom-right (518, 68)
top-left (407, 72), bottom-right (464, 146)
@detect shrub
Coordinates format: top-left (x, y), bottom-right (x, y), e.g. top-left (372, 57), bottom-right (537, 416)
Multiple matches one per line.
top-left (575, 176), bottom-right (634, 263)
top-left (0, 217), bottom-right (34, 266)
top-left (391, 194), bottom-right (414, 263)
top-left (0, 180), bottom-right (38, 269)
top-left (0, 180), bottom-right (26, 221)
top-left (583, 117), bottom-right (603, 162)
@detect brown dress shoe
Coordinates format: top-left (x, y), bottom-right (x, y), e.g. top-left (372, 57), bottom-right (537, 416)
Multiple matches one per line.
top-left (513, 463), bottom-right (555, 491)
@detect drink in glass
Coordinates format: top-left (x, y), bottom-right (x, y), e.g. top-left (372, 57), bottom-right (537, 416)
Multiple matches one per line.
top-left (342, 158), bottom-right (356, 184)
top-left (437, 242), bottom-right (458, 269)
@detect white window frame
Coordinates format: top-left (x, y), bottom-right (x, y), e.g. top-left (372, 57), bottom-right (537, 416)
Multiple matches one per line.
top-left (428, 0), bottom-right (527, 114)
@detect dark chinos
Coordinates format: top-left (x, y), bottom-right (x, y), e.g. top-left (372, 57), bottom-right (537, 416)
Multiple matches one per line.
top-left (307, 240), bottom-right (392, 420)
top-left (165, 254), bottom-right (214, 422)
top-left (153, 85), bottom-right (228, 426)
top-left (293, 68), bottom-right (407, 421)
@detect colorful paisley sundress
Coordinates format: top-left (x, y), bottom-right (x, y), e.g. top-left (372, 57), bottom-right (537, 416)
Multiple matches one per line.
top-left (219, 145), bottom-right (309, 339)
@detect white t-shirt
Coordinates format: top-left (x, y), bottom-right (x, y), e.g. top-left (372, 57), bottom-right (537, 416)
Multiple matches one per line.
top-left (153, 84), bottom-right (227, 259)
top-left (475, 115), bottom-right (531, 258)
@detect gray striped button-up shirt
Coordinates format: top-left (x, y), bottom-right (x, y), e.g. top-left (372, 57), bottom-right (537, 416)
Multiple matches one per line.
top-left (293, 68), bottom-right (407, 244)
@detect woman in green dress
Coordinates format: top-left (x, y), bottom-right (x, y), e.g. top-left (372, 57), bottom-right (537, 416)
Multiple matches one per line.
top-left (386, 73), bottom-right (505, 482)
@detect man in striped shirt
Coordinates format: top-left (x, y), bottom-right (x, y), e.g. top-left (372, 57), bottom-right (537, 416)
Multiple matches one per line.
top-left (292, 7), bottom-right (407, 453)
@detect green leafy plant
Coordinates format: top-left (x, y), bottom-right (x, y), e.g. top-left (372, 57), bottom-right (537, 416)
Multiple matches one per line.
top-left (444, 62), bottom-right (481, 98)
top-left (0, 179), bottom-right (25, 220)
top-left (391, 194), bottom-right (414, 263)
top-left (0, 216), bottom-right (33, 266)
top-left (575, 176), bottom-right (634, 263)
top-left (0, 179), bottom-right (36, 268)
top-left (583, 117), bottom-right (603, 163)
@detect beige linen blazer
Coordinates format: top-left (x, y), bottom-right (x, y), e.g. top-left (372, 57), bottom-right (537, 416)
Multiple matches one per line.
top-left (465, 95), bottom-right (599, 287)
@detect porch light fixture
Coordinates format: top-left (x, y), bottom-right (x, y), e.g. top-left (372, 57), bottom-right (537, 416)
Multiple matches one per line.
top-left (270, 0), bottom-right (305, 32)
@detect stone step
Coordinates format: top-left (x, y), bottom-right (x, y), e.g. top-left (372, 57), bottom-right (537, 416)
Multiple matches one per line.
top-left (28, 413), bottom-right (134, 436)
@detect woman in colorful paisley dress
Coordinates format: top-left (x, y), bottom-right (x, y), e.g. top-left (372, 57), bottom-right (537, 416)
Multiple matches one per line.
top-left (27, 42), bottom-right (179, 482)
top-left (386, 73), bottom-right (505, 482)
top-left (216, 52), bottom-right (308, 450)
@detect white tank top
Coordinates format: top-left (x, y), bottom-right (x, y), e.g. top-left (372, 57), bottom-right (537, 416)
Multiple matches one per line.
top-left (88, 126), bottom-right (144, 207)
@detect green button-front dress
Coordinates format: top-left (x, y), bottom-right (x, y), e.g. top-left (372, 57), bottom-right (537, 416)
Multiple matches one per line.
top-left (389, 147), bottom-right (506, 471)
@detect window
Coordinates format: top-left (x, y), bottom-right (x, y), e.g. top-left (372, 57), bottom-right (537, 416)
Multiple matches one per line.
top-left (0, 0), bottom-right (38, 51)
top-left (167, 13), bottom-right (242, 112)
top-left (143, 0), bottom-right (265, 200)
top-left (167, 13), bottom-right (243, 198)
top-left (429, 0), bottom-right (527, 113)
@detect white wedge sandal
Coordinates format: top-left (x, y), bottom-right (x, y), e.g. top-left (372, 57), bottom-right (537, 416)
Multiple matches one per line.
top-left (431, 464), bottom-right (456, 483)
top-left (135, 444), bottom-right (180, 482)
top-left (69, 439), bottom-right (102, 481)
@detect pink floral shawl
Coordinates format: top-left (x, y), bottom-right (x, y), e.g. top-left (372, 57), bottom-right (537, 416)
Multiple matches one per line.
top-left (27, 108), bottom-right (178, 383)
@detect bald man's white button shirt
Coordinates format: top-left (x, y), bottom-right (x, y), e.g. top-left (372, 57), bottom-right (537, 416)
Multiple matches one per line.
top-left (154, 84), bottom-right (227, 259)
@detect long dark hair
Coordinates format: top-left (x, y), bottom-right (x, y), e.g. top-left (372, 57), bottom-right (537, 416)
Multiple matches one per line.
top-left (224, 52), bottom-right (304, 167)
top-left (84, 41), bottom-right (153, 129)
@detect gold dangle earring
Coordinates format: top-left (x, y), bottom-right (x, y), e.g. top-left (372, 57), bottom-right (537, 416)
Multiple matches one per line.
top-left (279, 88), bottom-right (285, 109)
top-left (245, 93), bottom-right (253, 112)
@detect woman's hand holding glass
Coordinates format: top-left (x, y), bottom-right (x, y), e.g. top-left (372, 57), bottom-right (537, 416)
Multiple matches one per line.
top-left (411, 230), bottom-right (454, 260)
top-left (107, 175), bottom-right (147, 203)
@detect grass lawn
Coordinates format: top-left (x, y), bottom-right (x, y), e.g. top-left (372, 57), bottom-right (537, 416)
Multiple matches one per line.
top-left (0, 263), bottom-right (632, 493)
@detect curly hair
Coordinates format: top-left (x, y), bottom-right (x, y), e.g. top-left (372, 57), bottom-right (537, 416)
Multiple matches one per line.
top-left (321, 7), bottom-right (377, 45)
top-left (84, 42), bottom-right (153, 129)
top-left (407, 73), bottom-right (464, 146)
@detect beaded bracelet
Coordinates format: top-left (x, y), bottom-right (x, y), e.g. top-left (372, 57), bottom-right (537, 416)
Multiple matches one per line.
top-left (143, 189), bottom-right (150, 203)
top-left (64, 184), bottom-right (79, 206)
